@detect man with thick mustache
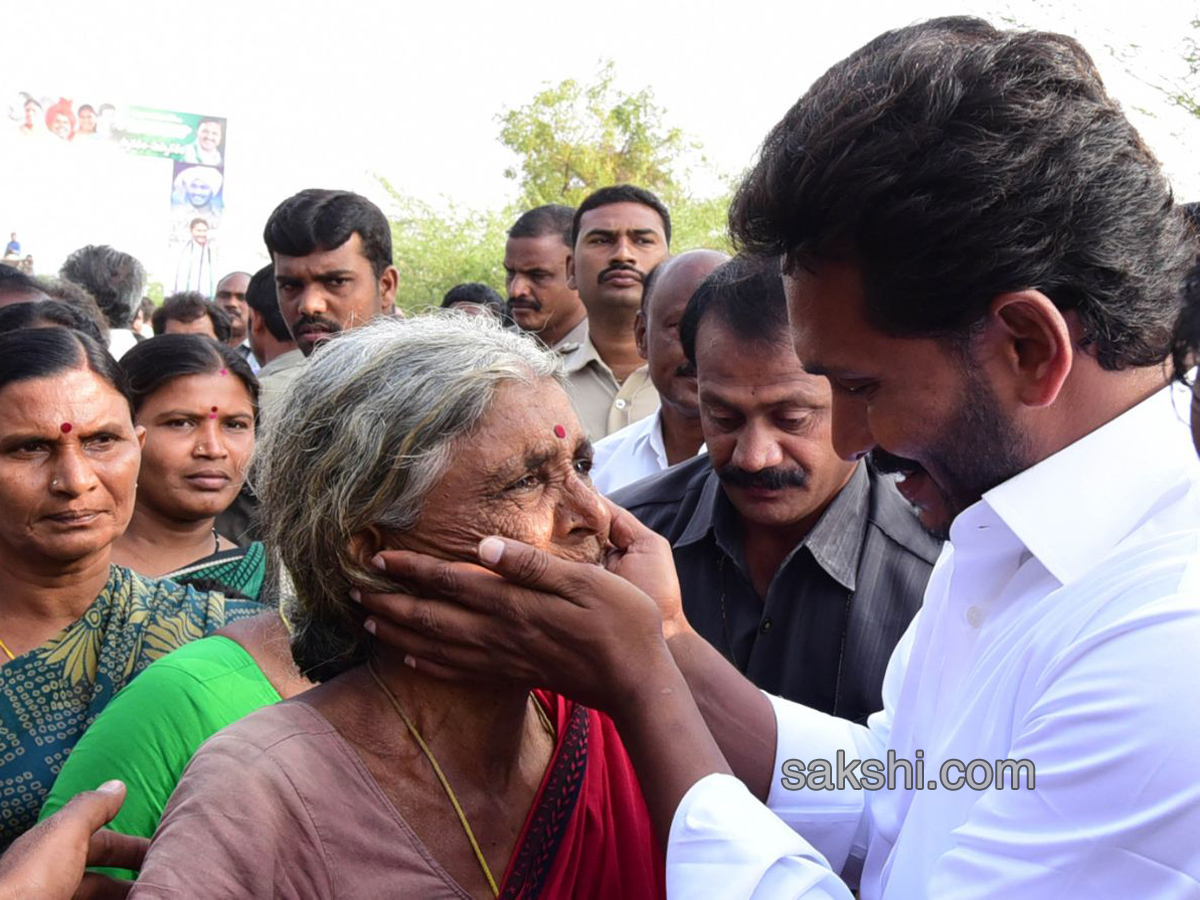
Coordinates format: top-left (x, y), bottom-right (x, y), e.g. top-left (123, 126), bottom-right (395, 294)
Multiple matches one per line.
top-left (612, 258), bottom-right (941, 721)
top-left (264, 189), bottom-right (399, 358)
top-left (561, 184), bottom-right (669, 439)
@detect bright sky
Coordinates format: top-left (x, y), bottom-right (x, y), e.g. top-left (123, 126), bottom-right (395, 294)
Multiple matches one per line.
top-left (4, 0), bottom-right (1197, 289)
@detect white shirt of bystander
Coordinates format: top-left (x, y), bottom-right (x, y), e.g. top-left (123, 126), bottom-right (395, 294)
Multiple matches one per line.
top-left (667, 383), bottom-right (1200, 899)
top-left (589, 410), bottom-right (704, 496)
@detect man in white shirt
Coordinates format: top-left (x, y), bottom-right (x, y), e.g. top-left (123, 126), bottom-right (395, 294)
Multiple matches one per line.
top-left (214, 270), bottom-right (261, 374)
top-left (591, 249), bottom-right (727, 494)
top-left (355, 17), bottom-right (1200, 900)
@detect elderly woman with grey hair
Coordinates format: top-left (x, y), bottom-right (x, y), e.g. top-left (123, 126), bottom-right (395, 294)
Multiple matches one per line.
top-left (112, 315), bottom-right (663, 899)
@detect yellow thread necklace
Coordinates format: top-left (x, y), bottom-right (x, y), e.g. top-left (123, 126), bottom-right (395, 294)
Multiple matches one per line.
top-left (0, 636), bottom-right (14, 661)
top-left (367, 661), bottom-right (554, 898)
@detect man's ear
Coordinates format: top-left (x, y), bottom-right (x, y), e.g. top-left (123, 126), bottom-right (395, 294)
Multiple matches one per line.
top-left (634, 309), bottom-right (649, 360)
top-left (987, 290), bottom-right (1073, 408)
top-left (378, 265), bottom-right (400, 310)
top-left (566, 253), bottom-right (577, 291)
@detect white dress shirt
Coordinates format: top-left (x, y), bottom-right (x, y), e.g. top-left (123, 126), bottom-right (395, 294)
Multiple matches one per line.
top-left (590, 410), bottom-right (704, 495)
top-left (668, 383), bottom-right (1200, 899)
top-left (107, 327), bottom-right (139, 360)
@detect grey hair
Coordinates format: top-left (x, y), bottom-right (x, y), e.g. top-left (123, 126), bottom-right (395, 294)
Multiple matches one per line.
top-left (254, 313), bottom-right (564, 682)
top-left (59, 244), bottom-right (147, 329)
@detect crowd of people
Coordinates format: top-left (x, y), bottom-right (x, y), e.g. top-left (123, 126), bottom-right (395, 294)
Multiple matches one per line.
top-left (1, 15), bottom-right (1199, 899)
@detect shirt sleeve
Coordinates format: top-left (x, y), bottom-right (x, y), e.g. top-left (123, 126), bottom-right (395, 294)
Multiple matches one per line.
top-left (39, 663), bottom-right (215, 846)
top-left (667, 774), bottom-right (852, 899)
top-left (666, 616), bottom-right (914, 897)
top-left (129, 731), bottom-right (331, 898)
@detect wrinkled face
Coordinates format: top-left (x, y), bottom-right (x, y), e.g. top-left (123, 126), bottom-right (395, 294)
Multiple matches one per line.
top-left (785, 261), bottom-right (1030, 531)
top-left (275, 234), bottom-right (396, 356)
top-left (50, 113), bottom-right (72, 139)
top-left (190, 222), bottom-right (209, 245)
top-left (696, 318), bottom-right (856, 531)
top-left (215, 273), bottom-right (250, 342)
top-left (394, 379), bottom-right (610, 566)
top-left (164, 316), bottom-right (217, 339)
top-left (134, 373), bottom-right (255, 523)
top-left (0, 368), bottom-right (142, 566)
top-left (197, 121), bottom-right (222, 151)
top-left (78, 108), bottom-right (96, 133)
top-left (568, 202), bottom-right (668, 314)
top-left (504, 234), bottom-right (581, 337)
top-left (636, 255), bottom-right (724, 417)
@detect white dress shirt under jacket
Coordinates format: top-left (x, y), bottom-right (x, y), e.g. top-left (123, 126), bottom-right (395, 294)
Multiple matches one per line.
top-left (590, 410), bottom-right (704, 495)
top-left (667, 383), bottom-right (1200, 899)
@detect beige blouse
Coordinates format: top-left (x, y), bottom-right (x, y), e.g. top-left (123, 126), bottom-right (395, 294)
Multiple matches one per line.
top-left (130, 701), bottom-right (475, 898)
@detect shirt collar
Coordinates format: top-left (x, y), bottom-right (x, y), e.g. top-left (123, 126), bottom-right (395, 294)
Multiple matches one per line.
top-left (674, 461), bottom-right (870, 591)
top-left (560, 335), bottom-right (605, 374)
top-left (961, 382), bottom-right (1198, 586)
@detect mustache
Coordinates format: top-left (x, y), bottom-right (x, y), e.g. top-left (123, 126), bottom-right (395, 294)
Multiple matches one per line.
top-left (599, 263), bottom-right (645, 284)
top-left (506, 297), bottom-right (541, 311)
top-left (294, 315), bottom-right (342, 336)
top-left (867, 447), bottom-right (925, 477)
top-left (718, 465), bottom-right (807, 490)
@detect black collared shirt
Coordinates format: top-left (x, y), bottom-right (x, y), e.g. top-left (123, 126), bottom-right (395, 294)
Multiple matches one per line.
top-left (612, 457), bottom-right (942, 722)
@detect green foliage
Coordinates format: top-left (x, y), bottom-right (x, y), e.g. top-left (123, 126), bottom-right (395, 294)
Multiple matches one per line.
top-left (381, 61), bottom-right (735, 311)
top-left (379, 178), bottom-right (510, 314)
top-left (145, 281), bottom-right (164, 305)
top-left (497, 60), bottom-right (692, 208)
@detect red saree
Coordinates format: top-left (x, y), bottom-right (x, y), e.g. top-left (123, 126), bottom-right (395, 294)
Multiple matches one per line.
top-left (499, 691), bottom-right (664, 900)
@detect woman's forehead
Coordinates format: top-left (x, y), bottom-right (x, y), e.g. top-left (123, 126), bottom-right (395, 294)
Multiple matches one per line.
top-left (0, 368), bottom-right (130, 431)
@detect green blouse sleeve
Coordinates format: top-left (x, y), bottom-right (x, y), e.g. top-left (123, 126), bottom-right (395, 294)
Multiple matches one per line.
top-left (38, 635), bottom-right (281, 866)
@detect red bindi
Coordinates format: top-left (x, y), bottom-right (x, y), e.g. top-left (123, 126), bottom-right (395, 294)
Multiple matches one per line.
top-left (60, 422), bottom-right (72, 434)
top-left (209, 406), bottom-right (218, 419)
top-left (553, 424), bottom-right (566, 439)
top-left (219, 369), bottom-right (228, 376)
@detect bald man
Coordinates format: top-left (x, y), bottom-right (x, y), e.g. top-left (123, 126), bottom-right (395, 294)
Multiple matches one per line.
top-left (590, 249), bottom-right (729, 494)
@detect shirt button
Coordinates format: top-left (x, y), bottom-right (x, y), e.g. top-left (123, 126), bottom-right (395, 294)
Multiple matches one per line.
top-left (966, 606), bottom-right (985, 628)
top-left (614, 398), bottom-right (628, 410)
top-left (760, 618), bottom-right (773, 634)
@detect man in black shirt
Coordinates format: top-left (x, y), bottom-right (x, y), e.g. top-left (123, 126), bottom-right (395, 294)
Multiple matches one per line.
top-left (612, 258), bottom-right (941, 722)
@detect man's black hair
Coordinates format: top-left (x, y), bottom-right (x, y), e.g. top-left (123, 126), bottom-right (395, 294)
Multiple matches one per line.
top-left (151, 292), bottom-right (232, 342)
top-left (263, 189), bottom-right (393, 279)
top-left (509, 205), bottom-right (575, 247)
top-left (440, 282), bottom-right (504, 309)
top-left (245, 264), bottom-right (291, 342)
top-left (729, 17), bottom-right (1191, 371)
top-left (680, 257), bottom-right (790, 366)
top-left (571, 185), bottom-right (671, 248)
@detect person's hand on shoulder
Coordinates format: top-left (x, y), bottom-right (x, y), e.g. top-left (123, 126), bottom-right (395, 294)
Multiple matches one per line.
top-left (0, 780), bottom-right (147, 900)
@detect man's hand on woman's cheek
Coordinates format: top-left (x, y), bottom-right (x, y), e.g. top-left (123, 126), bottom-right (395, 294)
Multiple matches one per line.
top-left (355, 534), bottom-right (678, 716)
